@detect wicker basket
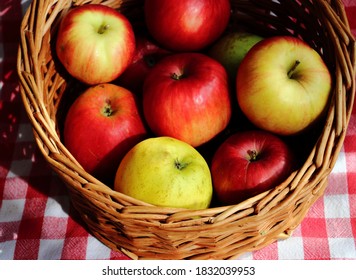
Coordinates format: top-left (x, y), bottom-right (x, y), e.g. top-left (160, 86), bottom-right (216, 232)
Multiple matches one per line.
top-left (17, 0), bottom-right (355, 260)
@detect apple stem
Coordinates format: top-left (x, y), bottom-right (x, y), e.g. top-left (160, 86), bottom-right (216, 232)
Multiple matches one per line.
top-left (247, 150), bottom-right (258, 161)
top-left (98, 24), bottom-right (110, 34)
top-left (288, 60), bottom-right (301, 79)
top-left (102, 104), bottom-right (113, 117)
top-left (171, 72), bottom-right (182, 81)
top-left (174, 159), bottom-right (188, 170)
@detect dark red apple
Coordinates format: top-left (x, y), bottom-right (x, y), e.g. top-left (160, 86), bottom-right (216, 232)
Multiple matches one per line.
top-left (144, 0), bottom-right (231, 51)
top-left (64, 83), bottom-right (147, 182)
top-left (211, 130), bottom-right (294, 205)
top-left (143, 52), bottom-right (232, 147)
top-left (117, 35), bottom-right (171, 94)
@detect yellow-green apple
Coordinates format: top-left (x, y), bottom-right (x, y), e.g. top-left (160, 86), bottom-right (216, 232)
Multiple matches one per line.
top-left (143, 52), bottom-right (232, 147)
top-left (208, 31), bottom-right (263, 81)
top-left (211, 130), bottom-right (293, 205)
top-left (114, 136), bottom-right (213, 209)
top-left (236, 36), bottom-right (332, 136)
top-left (144, 0), bottom-right (231, 51)
top-left (56, 4), bottom-right (135, 85)
top-left (116, 35), bottom-right (171, 95)
top-left (64, 83), bottom-right (147, 182)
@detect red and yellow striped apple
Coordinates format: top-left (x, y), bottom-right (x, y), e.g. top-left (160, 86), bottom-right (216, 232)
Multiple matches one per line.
top-left (64, 84), bottom-right (147, 182)
top-left (56, 4), bottom-right (135, 85)
top-left (211, 130), bottom-right (293, 205)
top-left (144, 0), bottom-right (231, 52)
top-left (143, 52), bottom-right (232, 147)
top-left (237, 36), bottom-right (332, 136)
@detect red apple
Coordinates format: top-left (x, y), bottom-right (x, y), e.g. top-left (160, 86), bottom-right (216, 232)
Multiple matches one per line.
top-left (211, 130), bottom-right (293, 205)
top-left (144, 0), bottom-right (231, 51)
top-left (64, 83), bottom-right (147, 182)
top-left (237, 36), bottom-right (332, 135)
top-left (117, 35), bottom-right (171, 94)
top-left (143, 52), bottom-right (232, 147)
top-left (56, 4), bottom-right (135, 85)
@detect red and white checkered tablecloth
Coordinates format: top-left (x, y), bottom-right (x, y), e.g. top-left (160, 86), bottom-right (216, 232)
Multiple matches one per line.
top-left (1, 0), bottom-right (356, 260)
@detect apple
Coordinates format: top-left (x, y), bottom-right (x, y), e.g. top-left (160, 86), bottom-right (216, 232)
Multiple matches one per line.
top-left (56, 4), bottom-right (135, 85)
top-left (236, 36), bottom-right (332, 136)
top-left (114, 136), bottom-right (213, 209)
top-left (208, 31), bottom-right (264, 81)
top-left (64, 83), bottom-right (147, 182)
top-left (116, 35), bottom-right (171, 94)
top-left (211, 130), bottom-right (294, 205)
top-left (143, 52), bottom-right (232, 147)
top-left (144, 0), bottom-right (231, 51)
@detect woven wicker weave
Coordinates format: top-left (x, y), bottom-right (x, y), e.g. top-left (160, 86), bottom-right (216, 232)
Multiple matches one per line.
top-left (17, 0), bottom-right (355, 259)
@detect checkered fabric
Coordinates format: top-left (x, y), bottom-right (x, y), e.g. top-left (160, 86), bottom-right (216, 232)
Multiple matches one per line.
top-left (1, 0), bottom-right (355, 260)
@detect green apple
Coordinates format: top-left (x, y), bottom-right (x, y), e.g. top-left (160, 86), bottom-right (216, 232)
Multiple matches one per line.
top-left (114, 137), bottom-right (213, 209)
top-left (208, 31), bottom-right (263, 80)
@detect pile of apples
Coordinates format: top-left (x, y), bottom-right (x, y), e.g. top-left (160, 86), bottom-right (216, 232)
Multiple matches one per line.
top-left (56, 0), bottom-right (332, 209)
